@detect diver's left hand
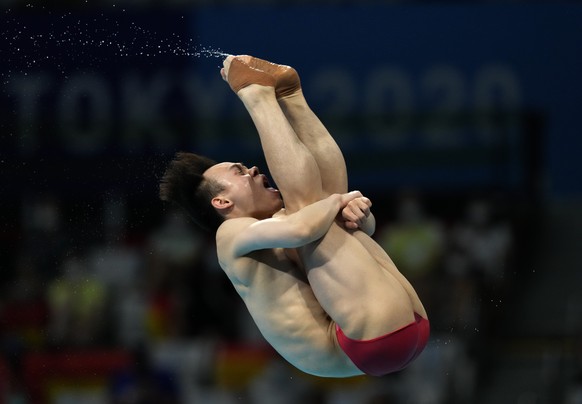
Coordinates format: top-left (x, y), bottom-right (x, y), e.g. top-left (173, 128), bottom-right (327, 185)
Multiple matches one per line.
top-left (341, 196), bottom-right (372, 230)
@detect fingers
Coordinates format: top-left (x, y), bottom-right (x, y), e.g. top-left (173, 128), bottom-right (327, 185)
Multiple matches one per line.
top-left (341, 194), bottom-right (372, 231)
top-left (354, 196), bottom-right (372, 211)
top-left (346, 196), bottom-right (371, 213)
top-left (362, 198), bottom-right (372, 215)
top-left (341, 190), bottom-right (363, 204)
top-left (343, 201), bottom-right (369, 223)
top-left (344, 221), bottom-right (359, 230)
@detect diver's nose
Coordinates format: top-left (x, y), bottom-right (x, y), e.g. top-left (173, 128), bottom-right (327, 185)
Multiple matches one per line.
top-left (249, 166), bottom-right (259, 176)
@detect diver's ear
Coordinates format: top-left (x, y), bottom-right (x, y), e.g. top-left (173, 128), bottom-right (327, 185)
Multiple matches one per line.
top-left (211, 196), bottom-right (233, 212)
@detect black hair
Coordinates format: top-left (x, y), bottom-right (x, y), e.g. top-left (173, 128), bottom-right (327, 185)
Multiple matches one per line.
top-left (159, 152), bottom-right (224, 233)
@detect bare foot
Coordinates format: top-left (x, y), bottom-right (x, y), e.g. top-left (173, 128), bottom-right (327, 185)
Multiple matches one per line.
top-left (222, 56), bottom-right (275, 94)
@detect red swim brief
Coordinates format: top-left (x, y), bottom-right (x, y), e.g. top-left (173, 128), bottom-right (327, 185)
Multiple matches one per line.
top-left (336, 313), bottom-right (430, 376)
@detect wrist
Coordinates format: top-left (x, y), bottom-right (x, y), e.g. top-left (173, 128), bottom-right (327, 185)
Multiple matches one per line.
top-left (333, 193), bottom-right (345, 213)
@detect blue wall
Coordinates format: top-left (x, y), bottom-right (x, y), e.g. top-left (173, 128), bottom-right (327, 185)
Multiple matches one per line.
top-left (2, 4), bottom-right (581, 197)
top-left (192, 4), bottom-right (582, 196)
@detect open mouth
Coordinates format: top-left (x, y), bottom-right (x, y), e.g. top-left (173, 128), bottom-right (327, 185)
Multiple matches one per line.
top-left (260, 175), bottom-right (279, 192)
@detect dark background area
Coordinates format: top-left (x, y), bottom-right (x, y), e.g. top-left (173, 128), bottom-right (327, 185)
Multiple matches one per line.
top-left (1, 2), bottom-right (581, 403)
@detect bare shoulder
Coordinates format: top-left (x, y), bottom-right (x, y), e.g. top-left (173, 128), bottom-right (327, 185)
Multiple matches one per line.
top-left (216, 217), bottom-right (257, 257)
top-left (215, 218), bottom-right (259, 281)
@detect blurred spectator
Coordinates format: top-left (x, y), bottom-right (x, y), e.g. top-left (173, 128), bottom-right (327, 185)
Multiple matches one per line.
top-left (446, 199), bottom-right (512, 284)
top-left (20, 194), bottom-right (67, 281)
top-left (444, 199), bottom-right (513, 334)
top-left (88, 195), bottom-right (146, 347)
top-left (378, 193), bottom-right (445, 280)
top-left (0, 254), bottom-right (47, 349)
top-left (46, 255), bottom-right (108, 347)
top-left (89, 195), bottom-right (142, 291)
top-left (143, 210), bottom-right (205, 341)
top-left (565, 370), bottom-right (582, 404)
top-left (247, 359), bottom-right (323, 404)
top-left (377, 193), bottom-right (445, 311)
top-left (116, 279), bottom-right (149, 348)
top-left (145, 209), bottom-right (241, 341)
top-left (109, 344), bottom-right (179, 404)
top-left (399, 334), bottom-right (477, 404)
top-left (148, 210), bottom-right (204, 269)
top-left (0, 348), bottom-right (28, 404)
top-left (152, 339), bottom-right (217, 403)
top-left (0, 253), bottom-right (45, 404)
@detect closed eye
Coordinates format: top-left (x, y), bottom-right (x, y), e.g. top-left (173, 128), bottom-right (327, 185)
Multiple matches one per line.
top-left (229, 163), bottom-right (246, 175)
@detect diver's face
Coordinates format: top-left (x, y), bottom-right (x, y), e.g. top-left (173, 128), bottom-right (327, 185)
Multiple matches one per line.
top-left (204, 162), bottom-right (282, 219)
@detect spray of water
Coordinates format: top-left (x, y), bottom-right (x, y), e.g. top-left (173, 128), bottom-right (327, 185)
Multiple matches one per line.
top-left (1, 6), bottom-right (231, 84)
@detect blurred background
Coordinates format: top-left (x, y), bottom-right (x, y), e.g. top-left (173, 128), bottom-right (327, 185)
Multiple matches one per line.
top-left (1, 1), bottom-right (581, 403)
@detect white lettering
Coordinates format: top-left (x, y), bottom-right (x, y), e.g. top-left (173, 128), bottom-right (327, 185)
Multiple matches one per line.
top-left (7, 74), bottom-right (52, 154)
top-left (121, 72), bottom-right (174, 150)
top-left (364, 67), bottom-right (413, 147)
top-left (474, 64), bottom-right (521, 141)
top-left (309, 67), bottom-right (357, 146)
top-left (421, 65), bottom-right (465, 147)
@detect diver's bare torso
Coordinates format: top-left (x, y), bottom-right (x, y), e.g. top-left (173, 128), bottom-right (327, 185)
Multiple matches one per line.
top-left (216, 218), bottom-right (362, 377)
top-left (216, 208), bottom-right (426, 377)
top-left (299, 221), bottom-right (427, 341)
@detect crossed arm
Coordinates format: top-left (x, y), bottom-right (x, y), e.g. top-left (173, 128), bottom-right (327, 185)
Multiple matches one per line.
top-left (217, 191), bottom-right (372, 258)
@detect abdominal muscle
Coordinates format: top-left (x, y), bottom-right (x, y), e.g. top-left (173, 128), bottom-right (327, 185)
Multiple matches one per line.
top-left (298, 223), bottom-right (424, 341)
top-left (232, 248), bottom-right (361, 377)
